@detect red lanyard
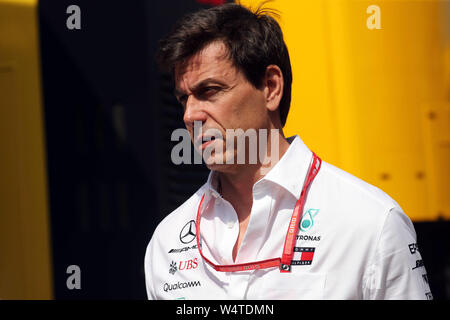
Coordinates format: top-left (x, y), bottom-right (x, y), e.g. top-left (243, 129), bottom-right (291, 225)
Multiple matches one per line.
top-left (195, 152), bottom-right (322, 273)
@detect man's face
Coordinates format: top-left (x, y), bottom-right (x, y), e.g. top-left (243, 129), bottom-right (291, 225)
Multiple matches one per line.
top-left (174, 41), bottom-right (271, 171)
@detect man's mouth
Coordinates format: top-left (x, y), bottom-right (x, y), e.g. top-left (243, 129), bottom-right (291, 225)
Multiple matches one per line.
top-left (199, 135), bottom-right (216, 150)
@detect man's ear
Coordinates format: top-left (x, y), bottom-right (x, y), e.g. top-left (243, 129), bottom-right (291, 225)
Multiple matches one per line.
top-left (264, 65), bottom-right (284, 112)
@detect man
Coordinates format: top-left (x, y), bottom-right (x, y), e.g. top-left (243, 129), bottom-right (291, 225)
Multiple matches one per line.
top-left (145, 3), bottom-right (432, 299)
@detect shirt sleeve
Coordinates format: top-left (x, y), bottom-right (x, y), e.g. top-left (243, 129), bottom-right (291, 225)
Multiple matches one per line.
top-left (144, 236), bottom-right (157, 300)
top-left (363, 207), bottom-right (433, 300)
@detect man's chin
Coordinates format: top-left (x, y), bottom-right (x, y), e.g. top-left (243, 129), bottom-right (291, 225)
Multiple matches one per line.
top-left (204, 159), bottom-right (225, 171)
top-left (203, 156), bottom-right (234, 172)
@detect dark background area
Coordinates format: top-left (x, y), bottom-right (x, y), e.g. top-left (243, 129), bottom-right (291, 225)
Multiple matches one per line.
top-left (38, 0), bottom-right (449, 299)
top-left (38, 0), bottom-right (222, 299)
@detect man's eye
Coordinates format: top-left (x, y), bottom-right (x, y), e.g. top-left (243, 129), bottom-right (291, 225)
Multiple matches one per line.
top-left (204, 86), bottom-right (218, 93)
top-left (198, 86), bottom-right (220, 98)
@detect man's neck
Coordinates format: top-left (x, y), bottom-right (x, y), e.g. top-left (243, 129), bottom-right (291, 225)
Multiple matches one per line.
top-left (218, 132), bottom-right (291, 223)
top-left (216, 130), bottom-right (290, 262)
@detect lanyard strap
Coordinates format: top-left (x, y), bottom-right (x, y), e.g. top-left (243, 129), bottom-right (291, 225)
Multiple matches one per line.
top-left (196, 152), bottom-right (322, 273)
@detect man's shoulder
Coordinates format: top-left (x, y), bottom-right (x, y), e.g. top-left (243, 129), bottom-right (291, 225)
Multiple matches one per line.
top-left (315, 161), bottom-right (416, 258)
top-left (319, 160), bottom-right (399, 210)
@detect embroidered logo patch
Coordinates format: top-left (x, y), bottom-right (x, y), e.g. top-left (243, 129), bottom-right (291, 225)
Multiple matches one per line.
top-left (299, 209), bottom-right (320, 232)
top-left (291, 247), bottom-right (315, 266)
top-left (169, 261), bottom-right (178, 275)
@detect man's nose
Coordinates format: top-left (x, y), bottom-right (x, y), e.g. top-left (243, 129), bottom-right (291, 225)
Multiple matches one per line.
top-left (183, 95), bottom-right (207, 128)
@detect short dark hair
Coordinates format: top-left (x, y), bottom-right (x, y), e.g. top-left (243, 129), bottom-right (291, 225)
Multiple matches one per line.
top-left (156, 3), bottom-right (292, 127)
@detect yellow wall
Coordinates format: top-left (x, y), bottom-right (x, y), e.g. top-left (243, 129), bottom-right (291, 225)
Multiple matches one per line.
top-left (240, 0), bottom-right (450, 222)
top-left (0, 0), bottom-right (53, 299)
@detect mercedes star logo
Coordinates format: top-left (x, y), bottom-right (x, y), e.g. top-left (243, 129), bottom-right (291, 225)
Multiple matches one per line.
top-left (180, 220), bottom-right (196, 244)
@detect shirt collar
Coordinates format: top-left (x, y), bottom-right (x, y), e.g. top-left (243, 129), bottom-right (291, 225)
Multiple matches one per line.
top-left (259, 135), bottom-right (312, 199)
top-left (205, 135), bottom-right (312, 200)
top-left (205, 170), bottom-right (221, 199)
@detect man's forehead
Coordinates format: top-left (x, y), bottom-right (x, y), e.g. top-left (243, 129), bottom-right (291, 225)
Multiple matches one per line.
top-left (174, 41), bottom-right (234, 84)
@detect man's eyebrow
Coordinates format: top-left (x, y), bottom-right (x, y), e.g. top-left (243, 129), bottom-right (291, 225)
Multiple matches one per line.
top-left (174, 78), bottom-right (226, 97)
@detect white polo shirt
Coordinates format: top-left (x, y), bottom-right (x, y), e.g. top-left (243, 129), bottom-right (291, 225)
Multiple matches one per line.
top-left (144, 135), bottom-right (432, 300)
